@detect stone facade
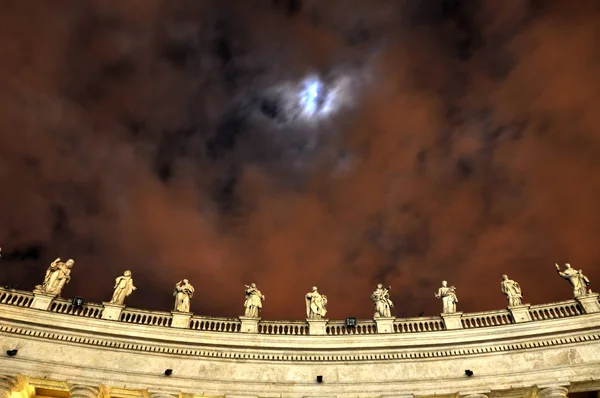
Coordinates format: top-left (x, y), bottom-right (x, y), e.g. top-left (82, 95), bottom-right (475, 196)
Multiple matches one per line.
top-left (1, 288), bottom-right (600, 398)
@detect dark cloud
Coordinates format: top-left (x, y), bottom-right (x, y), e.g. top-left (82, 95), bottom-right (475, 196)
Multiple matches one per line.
top-left (0, 0), bottom-right (599, 320)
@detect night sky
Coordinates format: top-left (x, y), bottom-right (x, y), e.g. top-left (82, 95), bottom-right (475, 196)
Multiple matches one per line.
top-left (1, 0), bottom-right (600, 320)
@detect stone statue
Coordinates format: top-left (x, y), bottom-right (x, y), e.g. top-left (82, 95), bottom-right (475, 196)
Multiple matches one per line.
top-left (109, 270), bottom-right (136, 305)
top-left (305, 286), bottom-right (328, 319)
top-left (371, 284), bottom-right (394, 318)
top-left (35, 258), bottom-right (74, 296)
top-left (434, 281), bottom-right (458, 313)
top-left (555, 263), bottom-right (591, 297)
top-left (501, 274), bottom-right (523, 306)
top-left (173, 279), bottom-right (194, 313)
top-left (243, 282), bottom-right (265, 318)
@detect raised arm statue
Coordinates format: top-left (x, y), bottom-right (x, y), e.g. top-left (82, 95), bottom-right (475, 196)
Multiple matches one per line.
top-left (555, 263), bottom-right (591, 297)
top-left (109, 270), bottom-right (136, 305)
top-left (500, 274), bottom-right (523, 306)
top-left (305, 286), bottom-right (328, 319)
top-left (35, 258), bottom-right (74, 296)
top-left (243, 282), bottom-right (265, 318)
top-left (371, 283), bottom-right (394, 318)
top-left (434, 280), bottom-right (458, 313)
top-left (173, 279), bottom-right (195, 313)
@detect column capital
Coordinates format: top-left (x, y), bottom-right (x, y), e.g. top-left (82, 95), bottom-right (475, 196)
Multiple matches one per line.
top-left (538, 385), bottom-right (569, 398)
top-left (0, 375), bottom-right (26, 398)
top-left (68, 384), bottom-right (104, 398)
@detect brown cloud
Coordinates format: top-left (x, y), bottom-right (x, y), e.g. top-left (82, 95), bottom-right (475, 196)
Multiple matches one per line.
top-left (0, 0), bottom-right (599, 320)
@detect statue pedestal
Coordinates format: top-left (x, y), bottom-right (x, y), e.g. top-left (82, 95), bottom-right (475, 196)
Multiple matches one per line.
top-left (101, 302), bottom-right (124, 320)
top-left (374, 317), bottom-right (396, 333)
top-left (576, 293), bottom-right (600, 314)
top-left (239, 316), bottom-right (260, 333)
top-left (508, 304), bottom-right (532, 323)
top-left (307, 318), bottom-right (328, 335)
top-left (441, 312), bottom-right (463, 330)
top-left (171, 312), bottom-right (192, 329)
top-left (30, 292), bottom-right (56, 310)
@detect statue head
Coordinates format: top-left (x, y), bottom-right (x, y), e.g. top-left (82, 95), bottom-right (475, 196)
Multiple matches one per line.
top-left (565, 263), bottom-right (572, 269)
top-left (65, 259), bottom-right (74, 268)
top-left (312, 286), bottom-right (318, 292)
top-left (251, 282), bottom-right (256, 288)
top-left (183, 279), bottom-right (189, 284)
top-left (124, 270), bottom-right (132, 277)
top-left (442, 280), bottom-right (448, 287)
top-left (501, 274), bottom-right (508, 280)
top-left (377, 283), bottom-right (383, 289)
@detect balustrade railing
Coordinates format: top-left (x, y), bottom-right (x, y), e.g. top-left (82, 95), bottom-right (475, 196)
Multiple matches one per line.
top-left (120, 308), bottom-right (172, 327)
top-left (0, 287), bottom-right (594, 335)
top-left (190, 316), bottom-right (241, 332)
top-left (49, 298), bottom-right (104, 319)
top-left (461, 310), bottom-right (514, 329)
top-left (528, 300), bottom-right (583, 320)
top-left (394, 317), bottom-right (444, 332)
top-left (326, 320), bottom-right (377, 335)
top-left (0, 289), bottom-right (33, 307)
top-left (258, 320), bottom-right (308, 335)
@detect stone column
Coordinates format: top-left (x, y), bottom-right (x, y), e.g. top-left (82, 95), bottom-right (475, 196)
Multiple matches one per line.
top-left (374, 317), bottom-right (395, 333)
top-left (461, 394), bottom-right (488, 398)
top-left (441, 312), bottom-right (463, 330)
top-left (538, 386), bottom-right (569, 398)
top-left (239, 317), bottom-right (260, 333)
top-left (0, 375), bottom-right (21, 398)
top-left (69, 384), bottom-right (102, 398)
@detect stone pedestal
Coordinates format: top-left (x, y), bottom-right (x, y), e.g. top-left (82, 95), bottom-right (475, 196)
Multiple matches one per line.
top-left (30, 292), bottom-right (56, 310)
top-left (374, 317), bottom-right (396, 333)
top-left (307, 318), bottom-right (328, 335)
top-left (239, 316), bottom-right (260, 333)
top-left (508, 304), bottom-right (532, 323)
top-left (441, 312), bottom-right (463, 330)
top-left (538, 386), bottom-right (569, 398)
top-left (576, 293), bottom-right (600, 314)
top-left (171, 312), bottom-right (192, 329)
top-left (101, 302), bottom-right (124, 321)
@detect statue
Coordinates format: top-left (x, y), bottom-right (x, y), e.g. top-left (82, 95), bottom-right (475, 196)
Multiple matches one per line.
top-left (109, 270), bottom-right (136, 305)
top-left (305, 286), bottom-right (328, 319)
top-left (243, 282), bottom-right (265, 318)
top-left (434, 281), bottom-right (458, 313)
top-left (555, 263), bottom-right (591, 297)
top-left (35, 258), bottom-right (74, 296)
top-left (371, 284), bottom-right (394, 318)
top-left (173, 279), bottom-right (195, 313)
top-left (500, 274), bottom-right (523, 306)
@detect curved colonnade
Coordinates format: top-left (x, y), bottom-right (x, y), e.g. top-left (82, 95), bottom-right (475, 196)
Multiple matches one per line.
top-left (1, 288), bottom-right (600, 398)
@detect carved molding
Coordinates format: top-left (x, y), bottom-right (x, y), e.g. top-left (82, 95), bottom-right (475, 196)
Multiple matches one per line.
top-left (2, 323), bottom-right (599, 363)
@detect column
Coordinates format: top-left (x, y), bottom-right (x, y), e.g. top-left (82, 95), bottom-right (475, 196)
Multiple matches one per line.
top-left (69, 384), bottom-right (102, 398)
top-left (0, 375), bottom-right (20, 398)
top-left (538, 386), bottom-right (569, 398)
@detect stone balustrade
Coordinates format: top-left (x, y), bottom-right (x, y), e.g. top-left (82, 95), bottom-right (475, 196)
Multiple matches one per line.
top-left (1, 287), bottom-right (599, 335)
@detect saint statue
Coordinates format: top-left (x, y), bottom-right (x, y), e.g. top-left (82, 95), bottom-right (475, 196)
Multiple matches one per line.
top-left (555, 263), bottom-right (591, 297)
top-left (35, 258), bottom-right (74, 296)
top-left (434, 280), bottom-right (458, 313)
top-left (173, 279), bottom-right (195, 313)
top-left (305, 286), bottom-right (327, 319)
top-left (500, 274), bottom-right (523, 306)
top-left (109, 270), bottom-right (136, 305)
top-left (243, 282), bottom-right (265, 318)
top-left (371, 283), bottom-right (394, 318)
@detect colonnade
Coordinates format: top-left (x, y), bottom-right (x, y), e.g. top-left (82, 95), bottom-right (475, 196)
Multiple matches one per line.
top-left (0, 376), bottom-right (579, 398)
